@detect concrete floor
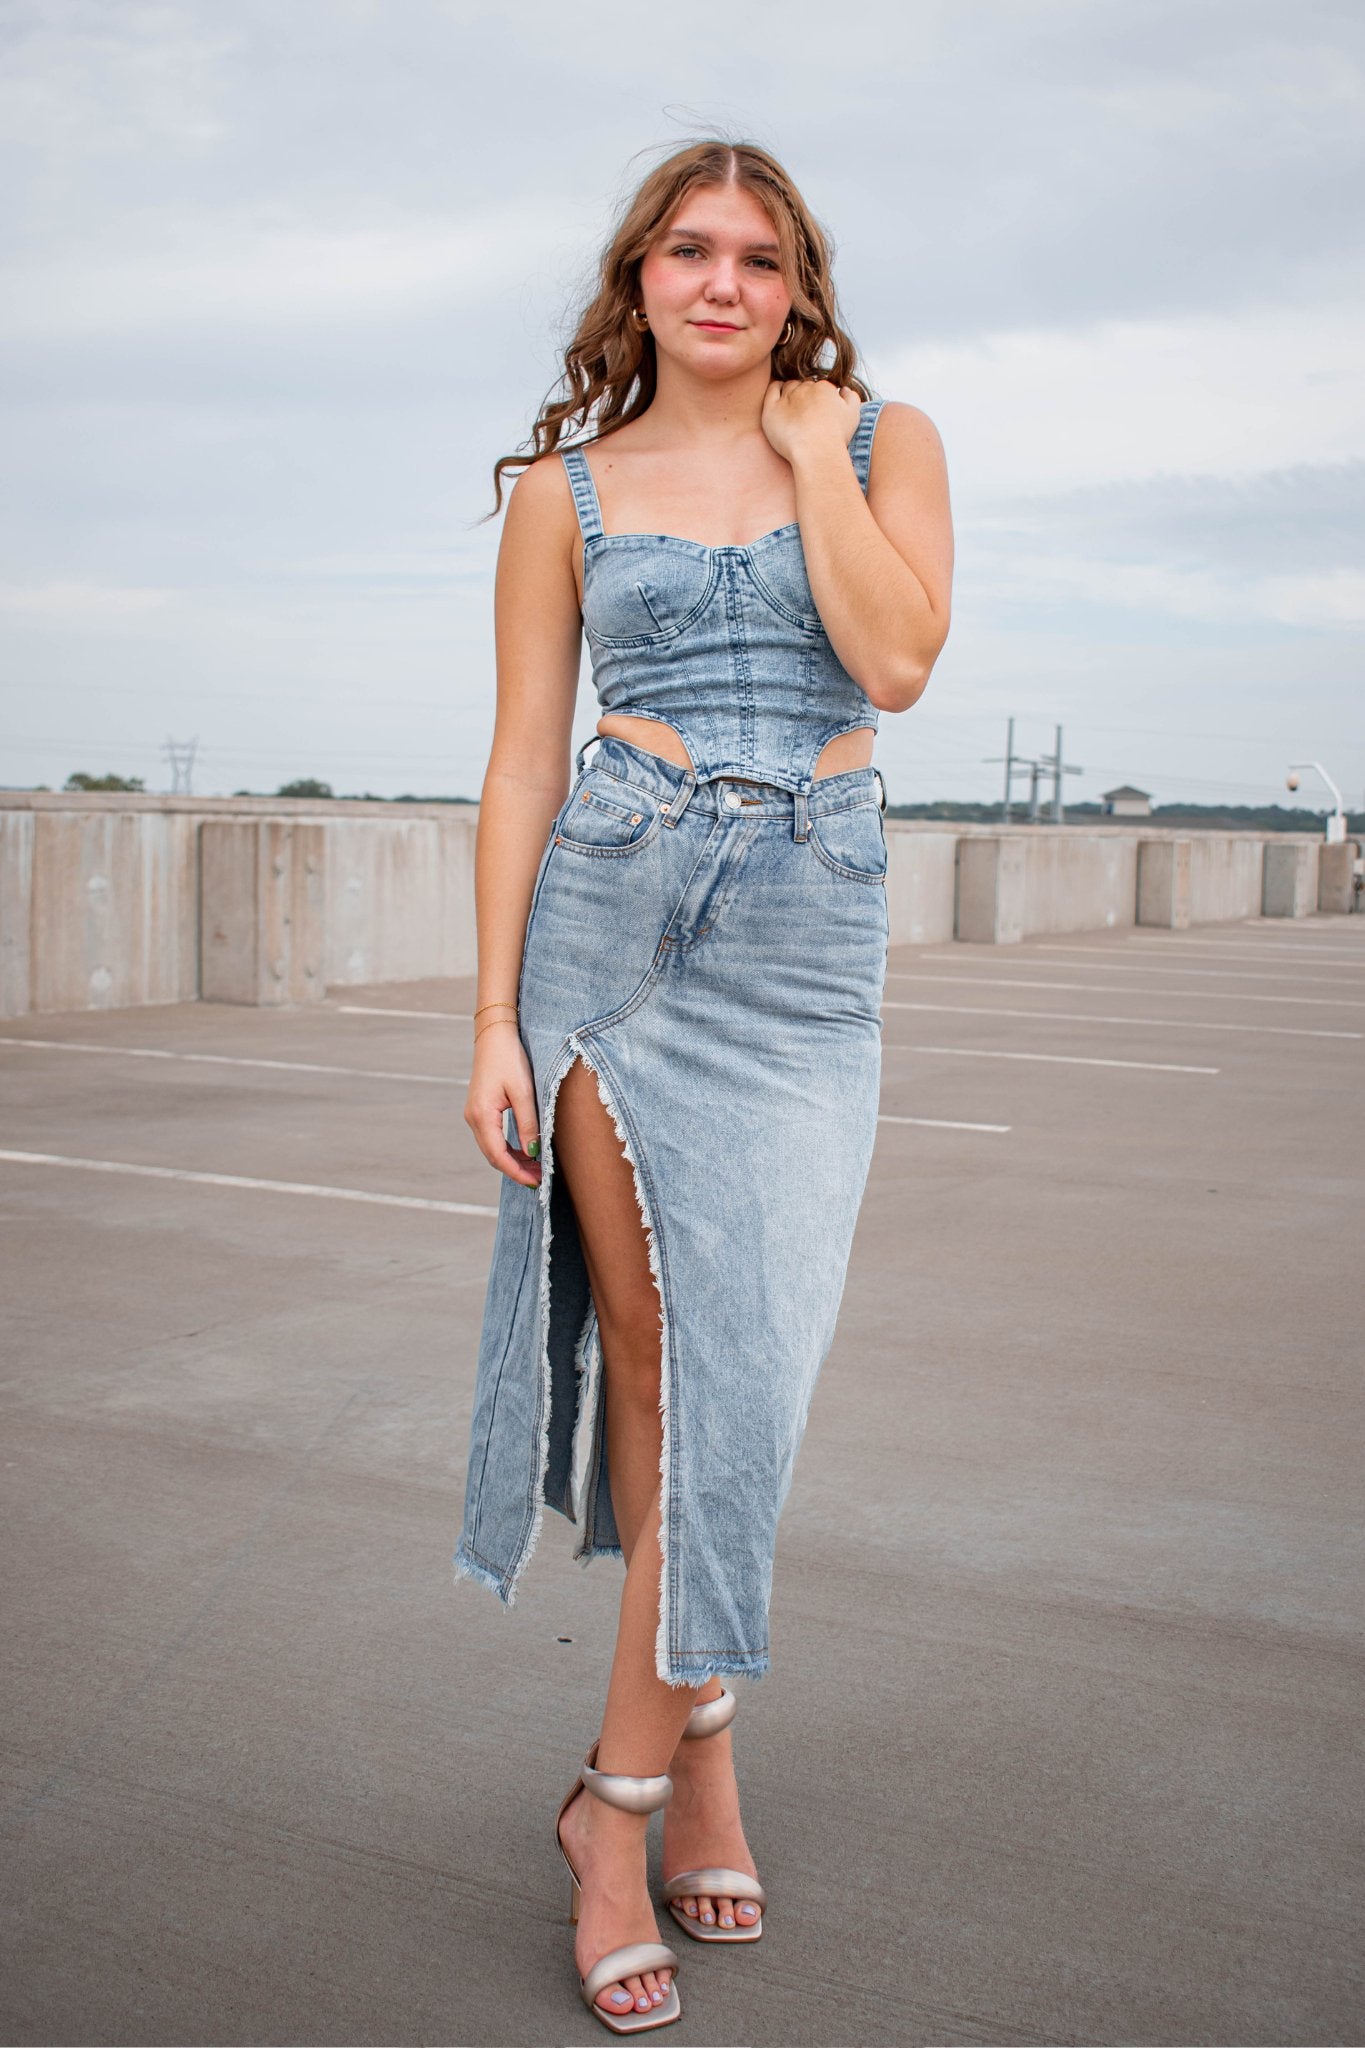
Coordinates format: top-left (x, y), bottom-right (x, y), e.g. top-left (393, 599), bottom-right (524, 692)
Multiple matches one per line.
top-left (1, 917), bottom-right (1362, 2048)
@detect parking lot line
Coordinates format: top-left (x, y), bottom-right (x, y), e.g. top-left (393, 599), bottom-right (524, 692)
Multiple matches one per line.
top-left (0, 1039), bottom-right (461, 1085)
top-left (1106, 938), bottom-right (1365, 963)
top-left (917, 950), bottom-right (1356, 987)
top-left (883, 1000), bottom-right (1360, 1040)
top-left (886, 1043), bottom-right (1218, 1073)
top-left (336, 1003), bottom-right (472, 1019)
top-left (877, 1113), bottom-right (1011, 1132)
top-left (885, 973), bottom-right (1362, 1010)
top-left (0, 1149), bottom-right (498, 1216)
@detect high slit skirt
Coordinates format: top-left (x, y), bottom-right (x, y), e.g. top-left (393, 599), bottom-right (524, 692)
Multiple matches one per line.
top-left (454, 733), bottom-right (889, 1685)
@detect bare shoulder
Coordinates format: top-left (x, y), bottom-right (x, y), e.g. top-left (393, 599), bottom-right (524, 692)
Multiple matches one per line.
top-left (502, 446), bottom-right (578, 538)
top-left (870, 399), bottom-right (947, 468)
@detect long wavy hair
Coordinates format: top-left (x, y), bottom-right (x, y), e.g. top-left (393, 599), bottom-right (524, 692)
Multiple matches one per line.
top-left (485, 139), bottom-right (872, 517)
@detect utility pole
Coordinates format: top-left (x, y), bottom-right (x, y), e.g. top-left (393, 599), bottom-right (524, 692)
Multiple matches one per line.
top-left (985, 718), bottom-right (1051, 824)
top-left (163, 736), bottom-right (198, 795)
top-left (1039, 723), bottom-right (1083, 824)
top-left (984, 717), bottom-right (1028, 824)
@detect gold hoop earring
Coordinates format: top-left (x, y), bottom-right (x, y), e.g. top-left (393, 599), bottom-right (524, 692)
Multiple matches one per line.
top-left (778, 318), bottom-right (796, 347)
top-left (631, 307), bottom-right (649, 332)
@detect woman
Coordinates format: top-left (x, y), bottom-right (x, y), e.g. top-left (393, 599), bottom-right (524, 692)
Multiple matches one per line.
top-left (455, 138), bottom-right (952, 2033)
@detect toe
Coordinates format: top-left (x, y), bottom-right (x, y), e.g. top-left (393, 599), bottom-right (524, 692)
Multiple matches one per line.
top-left (642, 1969), bottom-right (665, 2006)
top-left (598, 1982), bottom-right (635, 2017)
top-left (697, 1893), bottom-right (715, 1926)
top-left (626, 1973), bottom-right (652, 2014)
top-left (717, 1894), bottom-right (735, 1928)
top-left (736, 1899), bottom-right (760, 1922)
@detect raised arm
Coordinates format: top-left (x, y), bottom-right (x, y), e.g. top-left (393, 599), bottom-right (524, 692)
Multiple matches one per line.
top-left (464, 453), bottom-right (583, 1186)
top-left (761, 386), bottom-right (953, 712)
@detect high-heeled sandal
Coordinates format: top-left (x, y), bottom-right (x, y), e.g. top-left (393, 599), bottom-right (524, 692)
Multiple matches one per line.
top-left (659, 1686), bottom-right (768, 1944)
top-left (555, 1739), bottom-right (683, 2035)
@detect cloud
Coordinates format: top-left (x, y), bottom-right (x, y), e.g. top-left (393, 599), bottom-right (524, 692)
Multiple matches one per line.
top-left (876, 300), bottom-right (1365, 500)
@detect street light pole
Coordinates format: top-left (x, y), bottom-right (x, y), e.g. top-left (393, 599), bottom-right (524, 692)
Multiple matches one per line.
top-left (1287, 761), bottom-right (1347, 842)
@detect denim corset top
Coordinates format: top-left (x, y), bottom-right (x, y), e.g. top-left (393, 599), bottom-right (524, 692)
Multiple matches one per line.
top-left (560, 399), bottom-right (887, 794)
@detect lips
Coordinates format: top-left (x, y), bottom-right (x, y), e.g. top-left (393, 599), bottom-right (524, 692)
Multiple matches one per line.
top-left (692, 320), bottom-right (741, 331)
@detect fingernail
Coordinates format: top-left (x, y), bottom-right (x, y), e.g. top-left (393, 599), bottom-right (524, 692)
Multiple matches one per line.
top-left (527, 1136), bottom-right (541, 1158)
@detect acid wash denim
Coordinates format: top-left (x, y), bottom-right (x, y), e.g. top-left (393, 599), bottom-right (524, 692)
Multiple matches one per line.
top-left (454, 402), bottom-right (891, 1687)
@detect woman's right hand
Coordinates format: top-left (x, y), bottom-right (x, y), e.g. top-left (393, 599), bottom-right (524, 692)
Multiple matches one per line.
top-left (464, 1020), bottom-right (542, 1188)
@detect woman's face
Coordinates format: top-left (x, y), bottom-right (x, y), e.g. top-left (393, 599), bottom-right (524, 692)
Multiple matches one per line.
top-left (636, 182), bottom-right (793, 378)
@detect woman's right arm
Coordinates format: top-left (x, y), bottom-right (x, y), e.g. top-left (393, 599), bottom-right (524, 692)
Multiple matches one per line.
top-left (463, 454), bottom-right (584, 1187)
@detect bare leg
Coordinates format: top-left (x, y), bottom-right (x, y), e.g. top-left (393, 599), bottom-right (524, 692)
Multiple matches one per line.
top-left (552, 1057), bottom-right (700, 2019)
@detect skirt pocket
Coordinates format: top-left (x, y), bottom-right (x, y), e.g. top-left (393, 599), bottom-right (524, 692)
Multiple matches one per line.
top-left (556, 772), bottom-right (664, 858)
top-left (807, 801), bottom-right (888, 883)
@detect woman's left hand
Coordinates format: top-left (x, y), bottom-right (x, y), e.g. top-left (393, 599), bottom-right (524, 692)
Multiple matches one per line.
top-left (760, 379), bottom-right (863, 465)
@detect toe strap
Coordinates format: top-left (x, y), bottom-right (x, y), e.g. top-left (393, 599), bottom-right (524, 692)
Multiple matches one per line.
top-left (581, 1942), bottom-right (680, 2007)
top-left (661, 1867), bottom-right (767, 1907)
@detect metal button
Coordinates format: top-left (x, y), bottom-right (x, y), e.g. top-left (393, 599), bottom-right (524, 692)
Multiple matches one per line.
top-left (723, 790), bottom-right (742, 810)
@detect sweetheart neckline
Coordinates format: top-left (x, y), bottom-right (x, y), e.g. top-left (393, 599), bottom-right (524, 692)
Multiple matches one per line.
top-left (585, 522), bottom-right (802, 556)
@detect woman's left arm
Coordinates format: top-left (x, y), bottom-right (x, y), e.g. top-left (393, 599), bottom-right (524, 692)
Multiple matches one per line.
top-left (764, 383), bottom-right (954, 713)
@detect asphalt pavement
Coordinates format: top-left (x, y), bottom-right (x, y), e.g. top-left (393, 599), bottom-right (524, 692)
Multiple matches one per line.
top-left (2, 915), bottom-right (1362, 2047)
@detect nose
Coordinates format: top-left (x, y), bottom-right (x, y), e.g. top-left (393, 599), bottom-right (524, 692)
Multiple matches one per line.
top-left (704, 258), bottom-right (741, 303)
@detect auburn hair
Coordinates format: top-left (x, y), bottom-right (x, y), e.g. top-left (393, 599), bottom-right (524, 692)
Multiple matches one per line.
top-left (486, 138), bottom-right (871, 516)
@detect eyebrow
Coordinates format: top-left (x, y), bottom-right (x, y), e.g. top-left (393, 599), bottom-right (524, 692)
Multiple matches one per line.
top-left (665, 224), bottom-right (782, 255)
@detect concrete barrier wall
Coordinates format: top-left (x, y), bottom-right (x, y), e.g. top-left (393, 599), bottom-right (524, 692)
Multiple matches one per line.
top-left (325, 815), bottom-right (478, 986)
top-left (884, 823), bottom-right (957, 945)
top-left (0, 793), bottom-right (1349, 1019)
top-left (1187, 835), bottom-right (1266, 923)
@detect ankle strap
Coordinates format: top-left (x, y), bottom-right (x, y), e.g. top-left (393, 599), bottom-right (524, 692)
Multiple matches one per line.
top-left (582, 1739), bottom-right (674, 1814)
top-left (682, 1685), bottom-right (737, 1739)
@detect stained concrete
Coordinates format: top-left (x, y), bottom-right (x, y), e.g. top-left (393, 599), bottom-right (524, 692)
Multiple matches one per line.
top-left (1, 915), bottom-right (1362, 2046)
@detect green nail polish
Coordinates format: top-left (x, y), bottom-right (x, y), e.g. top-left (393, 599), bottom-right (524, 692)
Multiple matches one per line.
top-left (527, 1137), bottom-right (541, 1159)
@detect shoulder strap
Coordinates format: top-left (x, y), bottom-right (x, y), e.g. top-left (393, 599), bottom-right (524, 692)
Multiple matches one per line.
top-left (848, 399), bottom-right (887, 492)
top-left (560, 446), bottom-right (605, 541)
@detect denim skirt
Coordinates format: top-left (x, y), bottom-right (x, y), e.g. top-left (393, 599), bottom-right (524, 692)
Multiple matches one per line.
top-left (454, 734), bottom-right (889, 1685)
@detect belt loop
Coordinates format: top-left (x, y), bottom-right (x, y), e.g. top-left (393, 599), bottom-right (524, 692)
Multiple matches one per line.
top-left (574, 734), bottom-right (602, 779)
top-left (792, 789), bottom-right (809, 843)
top-left (874, 768), bottom-right (887, 812)
top-left (662, 769), bottom-right (697, 829)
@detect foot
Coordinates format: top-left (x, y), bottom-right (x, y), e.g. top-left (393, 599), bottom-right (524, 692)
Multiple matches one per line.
top-left (661, 1722), bottom-right (761, 1932)
top-left (558, 1783), bottom-right (675, 2020)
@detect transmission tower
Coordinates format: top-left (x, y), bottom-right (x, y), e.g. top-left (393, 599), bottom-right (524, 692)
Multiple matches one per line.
top-left (163, 736), bottom-right (198, 795)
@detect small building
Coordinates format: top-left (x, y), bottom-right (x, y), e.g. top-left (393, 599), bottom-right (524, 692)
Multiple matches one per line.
top-left (1101, 784), bottom-right (1153, 818)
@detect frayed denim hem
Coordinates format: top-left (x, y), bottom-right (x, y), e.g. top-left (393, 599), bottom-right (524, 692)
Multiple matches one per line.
top-left (452, 1543), bottom-right (513, 1604)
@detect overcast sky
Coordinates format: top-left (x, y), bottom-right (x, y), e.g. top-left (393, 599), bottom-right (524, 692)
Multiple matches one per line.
top-left (2, 0), bottom-right (1362, 810)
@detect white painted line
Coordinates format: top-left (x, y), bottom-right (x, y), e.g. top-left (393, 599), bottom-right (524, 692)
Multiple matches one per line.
top-left (888, 1043), bottom-right (1218, 1073)
top-left (0, 1149), bottom-right (498, 1217)
top-left (913, 950), bottom-right (1356, 988)
top-left (0, 1039), bottom-right (464, 1085)
top-left (336, 1003), bottom-right (472, 1020)
top-left (884, 973), bottom-right (1361, 1010)
top-left (882, 1000), bottom-right (1359, 1040)
top-left (877, 1112), bottom-right (1010, 1132)
top-left (1112, 938), bottom-right (1365, 962)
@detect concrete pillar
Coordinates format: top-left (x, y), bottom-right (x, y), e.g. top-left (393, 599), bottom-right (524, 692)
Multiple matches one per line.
top-left (955, 836), bottom-right (1025, 944)
top-left (1317, 839), bottom-right (1362, 915)
top-left (0, 811), bottom-right (34, 1020)
top-left (1262, 840), bottom-right (1318, 919)
top-left (1137, 838), bottom-right (1192, 929)
top-left (200, 819), bottom-right (326, 1005)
